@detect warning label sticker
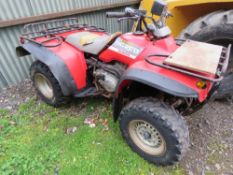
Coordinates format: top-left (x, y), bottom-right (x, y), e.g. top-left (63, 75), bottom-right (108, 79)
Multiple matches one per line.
top-left (109, 38), bottom-right (144, 59)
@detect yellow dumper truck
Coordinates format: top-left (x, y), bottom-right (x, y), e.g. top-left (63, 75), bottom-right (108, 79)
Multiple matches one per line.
top-left (140, 0), bottom-right (233, 38)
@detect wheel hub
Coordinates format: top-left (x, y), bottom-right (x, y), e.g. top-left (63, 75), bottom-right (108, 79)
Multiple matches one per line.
top-left (34, 73), bottom-right (54, 99)
top-left (136, 122), bottom-right (162, 147)
top-left (142, 131), bottom-right (151, 140)
top-left (128, 120), bottom-right (166, 156)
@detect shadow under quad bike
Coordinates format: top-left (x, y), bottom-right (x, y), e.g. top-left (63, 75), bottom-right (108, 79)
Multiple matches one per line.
top-left (17, 0), bottom-right (232, 165)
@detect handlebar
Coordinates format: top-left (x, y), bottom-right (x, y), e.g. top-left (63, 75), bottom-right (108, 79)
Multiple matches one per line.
top-left (106, 12), bottom-right (127, 18)
top-left (106, 7), bottom-right (171, 38)
top-left (106, 8), bottom-right (146, 19)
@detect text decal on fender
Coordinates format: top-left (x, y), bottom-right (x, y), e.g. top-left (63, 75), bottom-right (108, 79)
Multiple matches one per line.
top-left (109, 38), bottom-right (144, 59)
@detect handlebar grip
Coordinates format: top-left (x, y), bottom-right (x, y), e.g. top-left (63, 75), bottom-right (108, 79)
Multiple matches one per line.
top-left (106, 12), bottom-right (127, 18)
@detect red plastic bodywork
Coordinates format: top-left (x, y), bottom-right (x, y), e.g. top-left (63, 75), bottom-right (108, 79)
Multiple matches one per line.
top-left (100, 33), bottom-right (212, 102)
top-left (34, 30), bottom-right (109, 90)
top-left (34, 31), bottom-right (213, 102)
top-left (49, 42), bottom-right (87, 90)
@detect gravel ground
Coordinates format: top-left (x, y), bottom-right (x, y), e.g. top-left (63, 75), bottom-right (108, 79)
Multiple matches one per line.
top-left (0, 79), bottom-right (35, 111)
top-left (0, 79), bottom-right (232, 175)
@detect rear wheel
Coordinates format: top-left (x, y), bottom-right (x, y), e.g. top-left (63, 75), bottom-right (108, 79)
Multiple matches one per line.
top-left (119, 98), bottom-right (189, 165)
top-left (30, 61), bottom-right (70, 106)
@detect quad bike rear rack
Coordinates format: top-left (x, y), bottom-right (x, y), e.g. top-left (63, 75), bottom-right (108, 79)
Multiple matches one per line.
top-left (20, 17), bottom-right (106, 48)
top-left (145, 44), bottom-right (232, 82)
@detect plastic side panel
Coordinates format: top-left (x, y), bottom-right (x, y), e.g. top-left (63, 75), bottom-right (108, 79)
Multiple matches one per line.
top-left (99, 48), bottom-right (134, 65)
top-left (48, 42), bottom-right (87, 90)
top-left (99, 34), bottom-right (177, 65)
top-left (99, 33), bottom-right (150, 65)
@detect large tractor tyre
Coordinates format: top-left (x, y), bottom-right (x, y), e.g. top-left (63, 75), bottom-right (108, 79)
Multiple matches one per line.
top-left (179, 10), bottom-right (233, 73)
top-left (30, 61), bottom-right (70, 106)
top-left (119, 98), bottom-right (189, 165)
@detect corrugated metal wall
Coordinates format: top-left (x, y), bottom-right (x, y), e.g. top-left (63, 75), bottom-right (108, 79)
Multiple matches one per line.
top-left (0, 0), bottom-right (135, 89)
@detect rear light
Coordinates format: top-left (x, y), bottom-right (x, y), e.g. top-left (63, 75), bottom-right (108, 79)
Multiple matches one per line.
top-left (196, 80), bottom-right (207, 89)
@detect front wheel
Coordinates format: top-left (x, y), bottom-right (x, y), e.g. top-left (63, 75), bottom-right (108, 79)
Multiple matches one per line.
top-left (119, 98), bottom-right (189, 165)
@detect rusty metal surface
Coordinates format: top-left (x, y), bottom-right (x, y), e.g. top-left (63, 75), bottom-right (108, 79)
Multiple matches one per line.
top-left (164, 40), bottom-right (223, 75)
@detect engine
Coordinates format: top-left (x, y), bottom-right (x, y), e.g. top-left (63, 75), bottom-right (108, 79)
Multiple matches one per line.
top-left (93, 62), bottom-right (125, 94)
top-left (94, 69), bottom-right (119, 93)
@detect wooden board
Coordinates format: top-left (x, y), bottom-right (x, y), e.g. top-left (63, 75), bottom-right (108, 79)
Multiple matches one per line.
top-left (164, 40), bottom-right (223, 75)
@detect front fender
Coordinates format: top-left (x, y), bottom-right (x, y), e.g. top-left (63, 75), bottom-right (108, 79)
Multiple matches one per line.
top-left (115, 68), bottom-right (198, 98)
top-left (21, 42), bottom-right (87, 96)
top-left (113, 68), bottom-right (198, 121)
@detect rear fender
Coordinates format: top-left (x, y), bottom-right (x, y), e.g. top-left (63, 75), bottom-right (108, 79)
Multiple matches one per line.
top-left (113, 68), bottom-right (198, 120)
top-left (21, 42), bottom-right (87, 96)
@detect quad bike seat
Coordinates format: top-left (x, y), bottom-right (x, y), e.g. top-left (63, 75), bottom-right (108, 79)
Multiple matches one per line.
top-left (66, 31), bottom-right (121, 55)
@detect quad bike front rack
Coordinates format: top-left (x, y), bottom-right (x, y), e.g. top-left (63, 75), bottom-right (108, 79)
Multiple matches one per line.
top-left (145, 44), bottom-right (232, 82)
top-left (20, 17), bottom-right (106, 48)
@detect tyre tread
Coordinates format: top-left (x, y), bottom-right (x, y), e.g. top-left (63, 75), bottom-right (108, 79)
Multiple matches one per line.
top-left (180, 10), bottom-right (232, 39)
top-left (119, 97), bottom-right (189, 165)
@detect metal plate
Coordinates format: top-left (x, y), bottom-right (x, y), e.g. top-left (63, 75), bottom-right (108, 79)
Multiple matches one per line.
top-left (164, 40), bottom-right (223, 75)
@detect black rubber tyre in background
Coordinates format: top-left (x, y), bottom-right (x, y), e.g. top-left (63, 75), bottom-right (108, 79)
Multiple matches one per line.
top-left (119, 98), bottom-right (189, 165)
top-left (179, 10), bottom-right (233, 101)
top-left (30, 61), bottom-right (70, 106)
top-left (179, 10), bottom-right (233, 72)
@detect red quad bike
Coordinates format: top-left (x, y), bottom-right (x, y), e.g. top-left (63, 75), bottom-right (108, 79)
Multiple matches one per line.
top-left (17, 0), bottom-right (232, 165)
